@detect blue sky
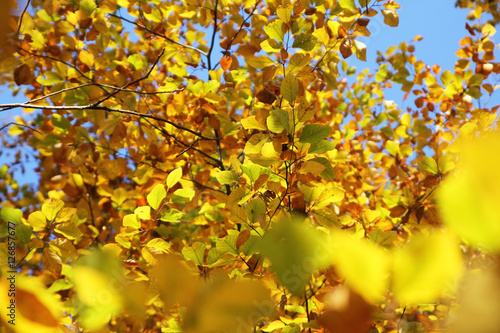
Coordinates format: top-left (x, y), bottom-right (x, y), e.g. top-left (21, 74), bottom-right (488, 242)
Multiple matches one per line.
top-left (0, 0), bottom-right (491, 186)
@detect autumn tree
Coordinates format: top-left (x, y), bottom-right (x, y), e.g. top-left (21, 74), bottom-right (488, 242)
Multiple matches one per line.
top-left (0, 0), bottom-right (500, 332)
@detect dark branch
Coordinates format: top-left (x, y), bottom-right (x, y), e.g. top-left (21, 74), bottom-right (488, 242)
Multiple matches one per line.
top-left (109, 13), bottom-right (208, 56)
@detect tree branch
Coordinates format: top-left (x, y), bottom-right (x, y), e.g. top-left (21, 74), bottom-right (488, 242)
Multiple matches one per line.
top-left (207, 0), bottom-right (219, 78)
top-left (109, 13), bottom-right (208, 56)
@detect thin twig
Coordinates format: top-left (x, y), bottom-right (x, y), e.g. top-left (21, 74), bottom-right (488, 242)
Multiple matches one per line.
top-left (91, 48), bottom-right (165, 107)
top-left (0, 103), bottom-right (213, 140)
top-left (207, 0), bottom-right (219, 77)
top-left (213, 0), bottom-right (261, 71)
top-left (16, 0), bottom-right (32, 35)
top-left (0, 122), bottom-right (41, 134)
top-left (109, 13), bottom-right (208, 56)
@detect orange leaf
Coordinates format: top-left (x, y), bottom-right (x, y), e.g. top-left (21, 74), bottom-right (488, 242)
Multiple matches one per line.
top-left (220, 55), bottom-right (232, 71)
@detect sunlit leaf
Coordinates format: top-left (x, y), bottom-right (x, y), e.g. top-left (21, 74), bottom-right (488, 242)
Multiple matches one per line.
top-left (392, 232), bottom-right (463, 304)
top-left (264, 19), bottom-right (284, 42)
top-left (167, 168), bottom-right (183, 188)
top-left (438, 131), bottom-right (500, 252)
top-left (147, 184), bottom-right (167, 210)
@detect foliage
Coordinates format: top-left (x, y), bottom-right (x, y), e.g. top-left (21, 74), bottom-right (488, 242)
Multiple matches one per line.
top-left (0, 0), bottom-right (499, 332)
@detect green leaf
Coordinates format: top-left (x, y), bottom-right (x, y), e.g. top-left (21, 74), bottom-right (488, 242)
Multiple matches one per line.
top-left (281, 74), bottom-right (299, 104)
top-left (51, 114), bottom-right (70, 133)
top-left (147, 184), bottom-right (167, 210)
top-left (339, 0), bottom-right (356, 10)
top-left (207, 248), bottom-right (229, 266)
top-left (16, 224), bottom-right (32, 244)
top-left (419, 156), bottom-right (438, 174)
top-left (127, 54), bottom-right (147, 71)
top-left (182, 242), bottom-right (206, 266)
top-left (308, 140), bottom-right (336, 154)
top-left (291, 18), bottom-right (312, 35)
top-left (299, 124), bottom-right (332, 144)
top-left (264, 19), bottom-right (284, 42)
top-left (160, 209), bottom-right (184, 222)
top-left (245, 198), bottom-right (267, 224)
top-left (267, 108), bottom-right (290, 134)
top-left (80, 0), bottom-right (97, 15)
top-left (216, 170), bottom-right (240, 185)
top-left (258, 216), bottom-right (331, 295)
top-left (376, 64), bottom-right (389, 82)
top-left (167, 168), bottom-right (183, 188)
top-left (468, 74), bottom-right (484, 86)
top-left (309, 157), bottom-right (336, 180)
top-left (216, 230), bottom-right (239, 255)
top-left (1, 207), bottom-right (22, 224)
top-left (241, 164), bottom-right (263, 183)
top-left (37, 72), bottom-right (63, 85)
top-left (292, 33), bottom-right (317, 51)
top-left (171, 188), bottom-right (195, 204)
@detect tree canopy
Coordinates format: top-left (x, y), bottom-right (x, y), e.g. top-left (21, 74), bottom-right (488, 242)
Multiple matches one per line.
top-left (0, 0), bottom-right (500, 332)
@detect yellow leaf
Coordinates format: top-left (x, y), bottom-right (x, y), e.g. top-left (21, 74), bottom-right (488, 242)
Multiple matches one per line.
top-left (246, 55), bottom-right (276, 69)
top-left (79, 49), bottom-right (95, 67)
top-left (0, 276), bottom-right (63, 333)
top-left (299, 161), bottom-right (326, 175)
top-left (28, 211), bottom-right (47, 231)
top-left (123, 214), bottom-right (140, 229)
top-left (382, 9), bottom-right (399, 27)
top-left (276, 5), bottom-right (293, 23)
top-left (42, 198), bottom-right (64, 221)
top-left (330, 231), bottom-right (391, 303)
top-left (149, 255), bottom-right (200, 308)
top-left (73, 266), bottom-right (123, 330)
top-left (134, 206), bottom-right (151, 220)
top-left (392, 232), bottom-right (463, 304)
top-left (184, 274), bottom-right (272, 332)
top-left (438, 131), bottom-right (500, 252)
top-left (281, 73), bottom-right (299, 103)
top-left (167, 168), bottom-right (183, 188)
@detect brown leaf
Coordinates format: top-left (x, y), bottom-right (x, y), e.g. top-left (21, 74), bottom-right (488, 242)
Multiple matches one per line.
top-left (236, 229), bottom-right (251, 248)
top-left (465, 22), bottom-right (476, 36)
top-left (317, 286), bottom-right (373, 333)
top-left (256, 88), bottom-right (277, 104)
top-left (357, 18), bottom-right (370, 27)
top-left (390, 205), bottom-right (407, 218)
top-left (339, 39), bottom-right (352, 59)
top-left (14, 64), bottom-right (34, 85)
top-left (254, 173), bottom-right (270, 191)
